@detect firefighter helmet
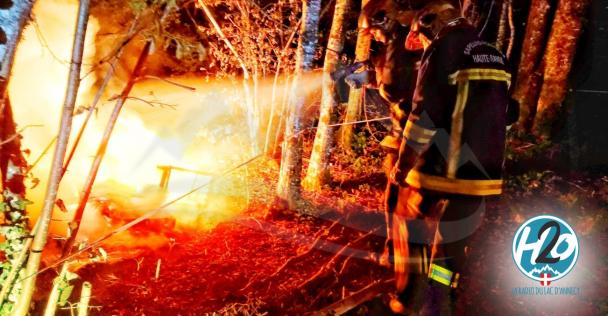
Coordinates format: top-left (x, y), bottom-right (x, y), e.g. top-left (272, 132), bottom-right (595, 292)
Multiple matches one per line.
top-left (406, 0), bottom-right (462, 50)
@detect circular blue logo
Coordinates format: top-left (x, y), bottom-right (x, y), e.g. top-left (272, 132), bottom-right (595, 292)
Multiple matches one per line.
top-left (512, 215), bottom-right (579, 282)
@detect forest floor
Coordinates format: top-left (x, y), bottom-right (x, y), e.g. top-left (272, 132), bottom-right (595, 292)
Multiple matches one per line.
top-left (30, 120), bottom-right (608, 315)
top-left (32, 163), bottom-right (607, 315)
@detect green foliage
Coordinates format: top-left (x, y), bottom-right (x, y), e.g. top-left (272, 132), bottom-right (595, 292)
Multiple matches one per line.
top-left (351, 131), bottom-right (367, 154)
top-left (505, 170), bottom-right (553, 192)
top-left (505, 128), bottom-right (557, 163)
top-left (54, 269), bottom-right (79, 307)
top-left (0, 190), bottom-right (31, 315)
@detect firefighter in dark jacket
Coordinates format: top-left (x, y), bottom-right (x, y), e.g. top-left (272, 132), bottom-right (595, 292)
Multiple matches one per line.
top-left (345, 5), bottom-right (422, 266)
top-left (388, 1), bottom-right (519, 313)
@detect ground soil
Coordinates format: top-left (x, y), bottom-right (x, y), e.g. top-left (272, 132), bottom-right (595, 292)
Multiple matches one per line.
top-left (30, 155), bottom-right (608, 315)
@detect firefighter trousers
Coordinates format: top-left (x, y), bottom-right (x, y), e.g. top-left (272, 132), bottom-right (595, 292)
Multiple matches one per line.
top-left (392, 186), bottom-right (486, 315)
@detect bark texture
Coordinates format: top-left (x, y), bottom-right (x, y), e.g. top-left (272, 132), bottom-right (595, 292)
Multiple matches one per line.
top-left (303, 0), bottom-right (351, 192)
top-left (0, 2), bottom-right (35, 312)
top-left (512, 0), bottom-right (552, 130)
top-left (0, 0), bottom-right (35, 89)
top-left (533, 0), bottom-right (590, 137)
top-left (340, 0), bottom-right (371, 151)
top-left (277, 0), bottom-right (322, 208)
top-left (14, 1), bottom-right (90, 314)
top-left (496, 0), bottom-right (510, 53)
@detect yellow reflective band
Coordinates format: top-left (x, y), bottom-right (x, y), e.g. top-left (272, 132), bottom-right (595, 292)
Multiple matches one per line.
top-left (404, 121), bottom-right (436, 144)
top-left (429, 264), bottom-right (453, 287)
top-left (406, 170), bottom-right (503, 196)
top-left (447, 80), bottom-right (469, 178)
top-left (448, 68), bottom-right (512, 88)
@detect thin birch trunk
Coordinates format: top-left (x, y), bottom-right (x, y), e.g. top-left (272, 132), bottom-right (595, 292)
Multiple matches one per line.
top-left (61, 41), bottom-right (151, 257)
top-left (0, 11), bottom-right (138, 310)
top-left (0, 0), bottom-right (36, 95)
top-left (265, 22), bottom-right (300, 154)
top-left (62, 16), bottom-right (141, 177)
top-left (77, 282), bottom-right (92, 316)
top-left (272, 75), bottom-right (291, 158)
top-left (197, 0), bottom-right (259, 154)
top-left (303, 0), bottom-right (351, 191)
top-left (43, 263), bottom-right (69, 316)
top-left (277, 0), bottom-right (322, 208)
top-left (533, 0), bottom-right (590, 137)
top-left (340, 0), bottom-right (370, 151)
top-left (512, 0), bottom-right (552, 131)
top-left (14, 1), bottom-right (90, 314)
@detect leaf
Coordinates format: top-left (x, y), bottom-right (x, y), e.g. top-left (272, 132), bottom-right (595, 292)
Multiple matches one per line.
top-left (98, 247), bottom-right (108, 262)
top-left (11, 198), bottom-right (32, 211)
top-left (57, 284), bottom-right (74, 307)
top-left (29, 177), bottom-right (40, 189)
top-left (55, 199), bottom-right (68, 213)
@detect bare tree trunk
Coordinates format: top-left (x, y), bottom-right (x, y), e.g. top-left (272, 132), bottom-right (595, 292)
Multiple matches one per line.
top-left (277, 0), bottom-right (322, 209)
top-left (265, 22), bottom-right (300, 154)
top-left (77, 282), bottom-right (92, 316)
top-left (14, 1), bottom-right (90, 314)
top-left (272, 76), bottom-right (291, 158)
top-left (61, 41), bottom-right (151, 257)
top-left (303, 0), bottom-right (351, 191)
top-left (533, 0), bottom-right (590, 138)
top-left (506, 0), bottom-right (515, 59)
top-left (496, 0), bottom-right (510, 53)
top-left (340, 0), bottom-right (370, 151)
top-left (0, 0), bottom-right (35, 96)
top-left (62, 16), bottom-right (141, 177)
top-left (512, 0), bottom-right (552, 131)
top-left (0, 6), bottom-right (35, 281)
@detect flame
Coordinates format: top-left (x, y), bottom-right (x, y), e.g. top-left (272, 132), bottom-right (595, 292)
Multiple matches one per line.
top-left (8, 0), bottom-right (323, 249)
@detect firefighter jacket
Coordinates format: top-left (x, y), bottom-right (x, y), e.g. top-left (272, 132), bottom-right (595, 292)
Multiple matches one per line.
top-left (376, 23), bottom-right (422, 152)
top-left (396, 20), bottom-right (518, 196)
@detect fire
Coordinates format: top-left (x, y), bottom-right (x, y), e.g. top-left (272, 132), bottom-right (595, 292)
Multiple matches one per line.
top-left (8, 0), bottom-right (323, 249)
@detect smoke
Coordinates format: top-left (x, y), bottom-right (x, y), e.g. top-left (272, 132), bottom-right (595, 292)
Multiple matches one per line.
top-left (8, 0), bottom-right (323, 247)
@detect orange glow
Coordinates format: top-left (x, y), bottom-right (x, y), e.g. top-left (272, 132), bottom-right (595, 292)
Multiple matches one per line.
top-left (8, 0), bottom-right (322, 250)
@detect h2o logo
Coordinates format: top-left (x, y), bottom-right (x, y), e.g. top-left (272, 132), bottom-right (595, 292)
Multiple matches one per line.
top-left (512, 215), bottom-right (579, 283)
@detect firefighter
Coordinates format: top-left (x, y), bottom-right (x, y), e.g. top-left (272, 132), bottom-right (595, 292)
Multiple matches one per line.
top-left (344, 3), bottom-right (422, 267)
top-left (387, 1), bottom-right (519, 313)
